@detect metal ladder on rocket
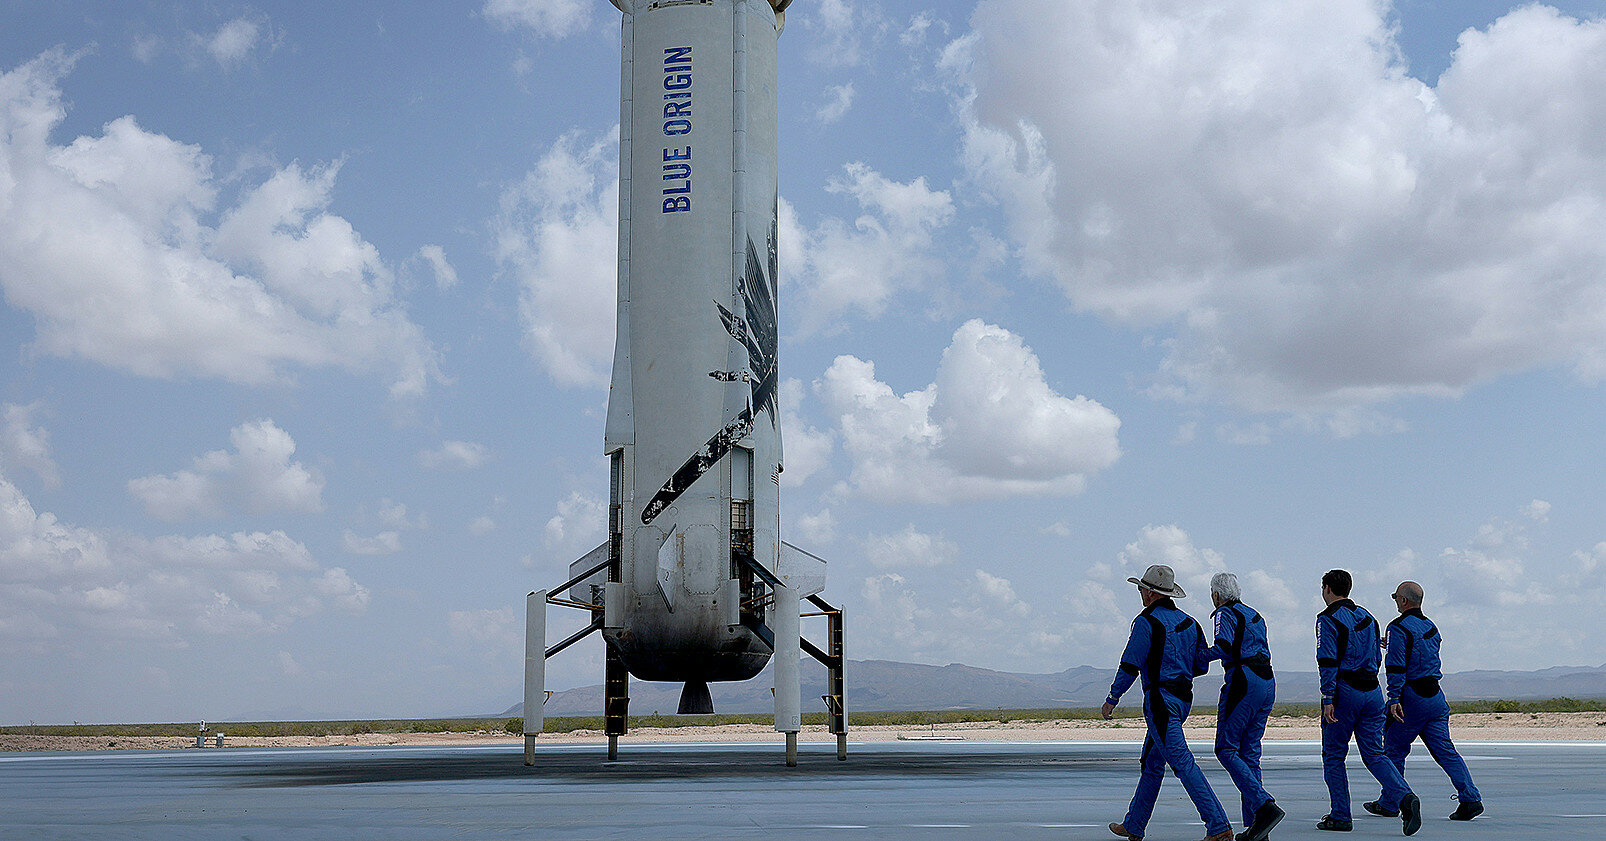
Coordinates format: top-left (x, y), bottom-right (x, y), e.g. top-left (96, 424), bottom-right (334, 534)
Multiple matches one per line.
top-left (522, 541), bottom-right (846, 766)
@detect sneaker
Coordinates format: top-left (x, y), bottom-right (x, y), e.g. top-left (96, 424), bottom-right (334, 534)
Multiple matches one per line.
top-left (1363, 801), bottom-right (1400, 818)
top-left (1449, 801), bottom-right (1483, 821)
top-left (1243, 800), bottom-right (1285, 841)
top-left (1315, 816), bottom-right (1353, 832)
top-left (1109, 823), bottom-right (1140, 840)
top-left (1400, 793), bottom-right (1422, 836)
top-left (1201, 831), bottom-right (1234, 841)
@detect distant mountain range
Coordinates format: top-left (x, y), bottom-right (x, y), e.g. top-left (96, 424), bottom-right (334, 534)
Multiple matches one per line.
top-left (503, 659), bottom-right (1606, 718)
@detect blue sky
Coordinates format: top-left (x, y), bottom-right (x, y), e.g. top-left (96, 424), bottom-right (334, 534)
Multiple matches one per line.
top-left (3, 0), bottom-right (1605, 724)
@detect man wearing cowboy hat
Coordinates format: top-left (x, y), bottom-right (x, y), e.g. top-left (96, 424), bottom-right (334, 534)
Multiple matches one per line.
top-left (1103, 564), bottom-right (1234, 841)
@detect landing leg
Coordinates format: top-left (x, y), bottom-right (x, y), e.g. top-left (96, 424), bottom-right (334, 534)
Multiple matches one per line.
top-left (522, 590), bottom-right (547, 766)
top-left (774, 584), bottom-right (801, 767)
top-left (605, 642), bottom-right (628, 760)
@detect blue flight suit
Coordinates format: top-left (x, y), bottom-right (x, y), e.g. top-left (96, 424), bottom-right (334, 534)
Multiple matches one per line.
top-left (1108, 598), bottom-right (1232, 840)
top-left (1383, 609), bottom-right (1481, 804)
top-left (1317, 598), bottom-right (1413, 821)
top-left (1206, 600), bottom-right (1276, 827)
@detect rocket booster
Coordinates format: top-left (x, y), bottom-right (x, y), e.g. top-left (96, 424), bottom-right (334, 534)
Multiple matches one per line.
top-left (593, 0), bottom-right (819, 689)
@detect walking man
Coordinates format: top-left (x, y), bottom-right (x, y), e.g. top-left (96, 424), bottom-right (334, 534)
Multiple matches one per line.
top-left (1316, 569), bottom-right (1421, 835)
top-left (1364, 581), bottom-right (1484, 821)
top-left (1104, 565), bottom-right (1234, 841)
top-left (1206, 573), bottom-right (1284, 841)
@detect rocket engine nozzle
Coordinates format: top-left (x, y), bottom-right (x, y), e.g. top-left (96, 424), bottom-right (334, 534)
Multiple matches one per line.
top-left (677, 680), bottom-right (715, 715)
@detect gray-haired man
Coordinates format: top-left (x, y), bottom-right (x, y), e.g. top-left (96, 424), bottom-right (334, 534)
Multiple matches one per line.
top-left (1205, 573), bottom-right (1283, 841)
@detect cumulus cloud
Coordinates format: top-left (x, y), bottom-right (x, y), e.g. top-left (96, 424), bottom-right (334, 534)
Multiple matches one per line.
top-left (0, 51), bottom-right (440, 397)
top-left (1360, 501), bottom-right (1606, 668)
top-left (778, 378), bottom-right (833, 487)
top-left (782, 164), bottom-right (954, 330)
top-left (817, 319), bottom-right (1120, 502)
top-left (418, 440), bottom-right (489, 471)
top-left (1, 469), bottom-right (367, 647)
top-left (494, 129), bottom-right (619, 387)
top-left (953, 1), bottom-right (1606, 416)
top-left (483, 0), bottom-right (593, 39)
top-left (127, 420), bottom-right (324, 522)
top-left (1, 402), bottom-right (59, 489)
top-left (543, 491), bottom-right (605, 551)
top-left (1117, 524), bottom-right (1227, 603)
top-left (856, 567), bottom-right (1053, 668)
top-left (863, 524), bottom-right (958, 568)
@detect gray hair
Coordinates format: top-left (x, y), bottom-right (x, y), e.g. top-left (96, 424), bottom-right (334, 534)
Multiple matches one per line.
top-left (1210, 572), bottom-right (1241, 602)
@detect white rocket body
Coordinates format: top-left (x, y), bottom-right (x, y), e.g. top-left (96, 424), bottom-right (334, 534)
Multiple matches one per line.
top-left (585, 0), bottom-right (821, 696)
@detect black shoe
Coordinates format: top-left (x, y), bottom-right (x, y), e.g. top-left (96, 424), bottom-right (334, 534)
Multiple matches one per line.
top-left (1243, 801), bottom-right (1285, 841)
top-left (1315, 816), bottom-right (1353, 832)
top-left (1449, 801), bottom-right (1483, 821)
top-left (1400, 793), bottom-right (1421, 836)
top-left (1363, 801), bottom-right (1400, 818)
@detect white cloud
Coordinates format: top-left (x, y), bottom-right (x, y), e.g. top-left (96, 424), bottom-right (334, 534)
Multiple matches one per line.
top-left (863, 525), bottom-right (958, 568)
top-left (816, 83), bottom-right (856, 124)
top-left (855, 567), bottom-right (1054, 668)
top-left (954, 2), bottom-right (1606, 416)
top-left (1117, 523), bottom-right (1227, 601)
top-left (494, 129), bottom-right (619, 388)
top-left (342, 530), bottom-right (401, 556)
top-left (483, 0), bottom-right (593, 39)
top-left (448, 607), bottom-right (522, 664)
top-left (127, 420), bottom-right (324, 522)
top-left (276, 650), bottom-right (303, 676)
top-left (417, 440), bottom-right (489, 470)
top-left (794, 508), bottom-right (837, 545)
top-left (778, 378), bottom-right (833, 487)
top-left (0, 52), bottom-right (440, 397)
top-left (469, 515), bottom-right (496, 536)
top-left (817, 319), bottom-right (1120, 502)
top-left (801, 0), bottom-right (887, 68)
top-left (377, 499), bottom-right (427, 531)
top-left (2, 469), bottom-right (367, 647)
top-left (204, 16), bottom-right (273, 69)
top-left (1, 402), bottom-right (59, 489)
top-left (543, 491), bottom-right (605, 551)
top-left (783, 164), bottom-right (954, 330)
top-left (416, 245), bottom-right (459, 290)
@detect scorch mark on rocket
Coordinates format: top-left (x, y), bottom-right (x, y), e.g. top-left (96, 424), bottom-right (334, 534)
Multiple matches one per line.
top-left (642, 213), bottom-right (780, 525)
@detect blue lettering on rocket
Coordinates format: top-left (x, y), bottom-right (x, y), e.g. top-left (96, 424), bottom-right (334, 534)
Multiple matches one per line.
top-left (662, 47), bottom-right (692, 213)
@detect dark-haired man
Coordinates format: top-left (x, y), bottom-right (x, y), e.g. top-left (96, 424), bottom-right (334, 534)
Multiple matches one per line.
top-left (1364, 581), bottom-right (1484, 822)
top-left (1104, 564), bottom-right (1233, 841)
top-left (1316, 569), bottom-right (1420, 835)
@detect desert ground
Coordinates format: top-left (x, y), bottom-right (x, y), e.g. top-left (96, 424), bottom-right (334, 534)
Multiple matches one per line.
top-left (5, 711), bottom-right (1604, 753)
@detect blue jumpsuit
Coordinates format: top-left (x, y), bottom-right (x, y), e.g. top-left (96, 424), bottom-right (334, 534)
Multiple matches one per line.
top-left (1317, 599), bottom-right (1413, 821)
top-left (1383, 609), bottom-right (1481, 804)
top-left (1108, 598), bottom-right (1232, 840)
top-left (1206, 600), bottom-right (1276, 827)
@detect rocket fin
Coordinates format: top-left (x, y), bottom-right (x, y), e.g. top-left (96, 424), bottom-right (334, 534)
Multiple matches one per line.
top-left (778, 541), bottom-right (826, 598)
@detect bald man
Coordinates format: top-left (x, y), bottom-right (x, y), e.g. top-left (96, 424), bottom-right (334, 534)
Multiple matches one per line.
top-left (1364, 581), bottom-right (1484, 822)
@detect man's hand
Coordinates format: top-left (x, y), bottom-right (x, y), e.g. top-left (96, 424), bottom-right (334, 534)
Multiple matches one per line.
top-left (1389, 702), bottom-right (1404, 722)
top-left (1101, 701), bottom-right (1116, 720)
top-left (1323, 702), bottom-right (1338, 723)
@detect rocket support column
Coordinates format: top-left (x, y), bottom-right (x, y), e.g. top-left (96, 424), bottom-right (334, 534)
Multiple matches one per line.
top-left (522, 589), bottom-right (546, 765)
top-left (773, 583), bottom-right (801, 766)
